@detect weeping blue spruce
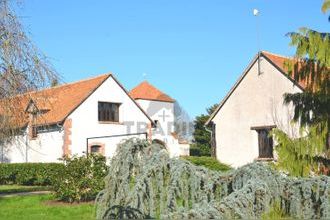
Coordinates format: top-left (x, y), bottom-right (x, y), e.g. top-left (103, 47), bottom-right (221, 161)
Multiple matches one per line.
top-left (96, 139), bottom-right (330, 219)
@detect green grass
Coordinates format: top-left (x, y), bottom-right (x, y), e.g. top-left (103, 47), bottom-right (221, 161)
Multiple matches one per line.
top-left (0, 185), bottom-right (51, 194)
top-left (0, 194), bottom-right (95, 220)
top-left (182, 156), bottom-right (232, 171)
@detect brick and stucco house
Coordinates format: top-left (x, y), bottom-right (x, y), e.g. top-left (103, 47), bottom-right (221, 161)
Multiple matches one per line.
top-left (0, 73), bottom-right (189, 163)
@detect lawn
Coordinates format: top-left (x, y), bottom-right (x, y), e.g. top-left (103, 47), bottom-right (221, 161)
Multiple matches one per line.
top-left (182, 156), bottom-right (232, 171)
top-left (0, 194), bottom-right (95, 220)
top-left (0, 185), bottom-right (51, 194)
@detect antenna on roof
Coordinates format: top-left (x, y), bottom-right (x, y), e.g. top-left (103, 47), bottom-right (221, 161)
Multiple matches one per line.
top-left (142, 72), bottom-right (147, 80)
top-left (253, 8), bottom-right (262, 75)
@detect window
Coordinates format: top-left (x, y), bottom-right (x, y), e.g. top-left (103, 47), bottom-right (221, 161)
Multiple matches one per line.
top-left (90, 145), bottom-right (101, 154)
top-left (251, 126), bottom-right (275, 159)
top-left (257, 129), bottom-right (273, 158)
top-left (31, 126), bottom-right (38, 139)
top-left (98, 102), bottom-right (120, 122)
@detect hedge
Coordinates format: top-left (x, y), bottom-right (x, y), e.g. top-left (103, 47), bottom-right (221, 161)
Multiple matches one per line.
top-left (182, 156), bottom-right (232, 172)
top-left (0, 163), bottom-right (64, 186)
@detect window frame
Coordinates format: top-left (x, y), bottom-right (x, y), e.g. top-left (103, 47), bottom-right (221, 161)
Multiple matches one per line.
top-left (98, 101), bottom-right (121, 123)
top-left (251, 125), bottom-right (276, 159)
top-left (90, 145), bottom-right (101, 154)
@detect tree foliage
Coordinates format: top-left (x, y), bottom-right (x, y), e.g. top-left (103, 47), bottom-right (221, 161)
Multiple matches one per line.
top-left (273, 0), bottom-right (330, 176)
top-left (191, 104), bottom-right (218, 156)
top-left (96, 139), bottom-right (330, 219)
top-left (272, 125), bottom-right (328, 177)
top-left (53, 154), bottom-right (108, 203)
top-left (0, 0), bottom-right (58, 141)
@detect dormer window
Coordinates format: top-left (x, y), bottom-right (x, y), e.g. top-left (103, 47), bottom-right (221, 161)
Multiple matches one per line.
top-left (98, 102), bottom-right (120, 122)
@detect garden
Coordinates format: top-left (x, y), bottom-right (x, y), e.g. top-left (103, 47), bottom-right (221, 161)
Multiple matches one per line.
top-left (0, 142), bottom-right (232, 219)
top-left (2, 139), bottom-right (329, 219)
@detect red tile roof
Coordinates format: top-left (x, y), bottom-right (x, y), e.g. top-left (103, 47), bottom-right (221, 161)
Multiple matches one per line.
top-left (206, 51), bottom-right (310, 126)
top-left (0, 74), bottom-right (111, 128)
top-left (262, 51), bottom-right (307, 89)
top-left (129, 81), bottom-right (175, 103)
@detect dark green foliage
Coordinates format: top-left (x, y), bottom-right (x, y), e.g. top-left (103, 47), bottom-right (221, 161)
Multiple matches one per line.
top-left (0, 163), bottom-right (64, 186)
top-left (0, 185), bottom-right (51, 194)
top-left (273, 0), bottom-right (330, 177)
top-left (272, 125), bottom-right (328, 177)
top-left (182, 156), bottom-right (231, 172)
top-left (188, 145), bottom-right (201, 156)
top-left (52, 154), bottom-right (108, 203)
top-left (192, 104), bottom-right (218, 156)
top-left (96, 139), bottom-right (330, 219)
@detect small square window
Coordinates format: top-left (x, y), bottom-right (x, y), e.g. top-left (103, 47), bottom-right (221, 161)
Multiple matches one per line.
top-left (31, 126), bottom-right (38, 139)
top-left (91, 145), bottom-right (101, 154)
top-left (98, 102), bottom-right (120, 122)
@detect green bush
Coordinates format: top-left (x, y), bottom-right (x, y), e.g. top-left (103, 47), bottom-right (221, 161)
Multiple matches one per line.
top-left (182, 156), bottom-right (231, 172)
top-left (189, 145), bottom-right (201, 156)
top-left (52, 154), bottom-right (108, 203)
top-left (0, 163), bottom-right (64, 186)
top-left (190, 144), bottom-right (211, 156)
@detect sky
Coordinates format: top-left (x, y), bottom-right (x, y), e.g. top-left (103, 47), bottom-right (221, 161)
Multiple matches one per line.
top-left (15, 0), bottom-right (329, 118)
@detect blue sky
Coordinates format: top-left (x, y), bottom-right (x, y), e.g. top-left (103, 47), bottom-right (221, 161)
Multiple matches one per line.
top-left (17, 0), bottom-right (328, 118)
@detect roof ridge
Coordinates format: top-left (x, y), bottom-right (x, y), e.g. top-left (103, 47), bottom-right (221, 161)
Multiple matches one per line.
top-left (130, 81), bottom-right (175, 103)
top-left (5, 73), bottom-right (112, 99)
top-left (261, 51), bottom-right (298, 61)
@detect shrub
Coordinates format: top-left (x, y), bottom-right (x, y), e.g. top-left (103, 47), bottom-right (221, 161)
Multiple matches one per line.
top-left (189, 144), bottom-right (211, 156)
top-left (53, 154), bottom-right (108, 203)
top-left (182, 156), bottom-right (231, 171)
top-left (189, 145), bottom-right (201, 156)
top-left (0, 163), bottom-right (64, 186)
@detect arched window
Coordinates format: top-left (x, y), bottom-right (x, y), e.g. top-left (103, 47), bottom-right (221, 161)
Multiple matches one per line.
top-left (90, 145), bottom-right (101, 154)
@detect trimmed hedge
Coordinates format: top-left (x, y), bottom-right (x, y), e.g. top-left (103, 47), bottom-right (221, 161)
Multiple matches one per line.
top-left (0, 163), bottom-right (64, 186)
top-left (182, 156), bottom-right (232, 172)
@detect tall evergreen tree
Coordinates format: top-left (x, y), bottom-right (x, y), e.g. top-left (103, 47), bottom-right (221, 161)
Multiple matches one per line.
top-left (273, 0), bottom-right (330, 176)
top-left (191, 104), bottom-right (218, 156)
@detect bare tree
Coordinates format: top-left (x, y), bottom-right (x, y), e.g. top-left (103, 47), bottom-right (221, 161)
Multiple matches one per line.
top-left (0, 0), bottom-right (58, 141)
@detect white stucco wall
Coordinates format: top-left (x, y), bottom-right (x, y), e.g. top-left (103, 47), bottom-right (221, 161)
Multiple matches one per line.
top-left (0, 127), bottom-right (64, 163)
top-left (1, 75), bottom-right (152, 163)
top-left (211, 57), bottom-right (303, 168)
top-left (136, 99), bottom-right (174, 143)
top-left (68, 76), bottom-right (152, 160)
top-left (135, 99), bottom-right (190, 157)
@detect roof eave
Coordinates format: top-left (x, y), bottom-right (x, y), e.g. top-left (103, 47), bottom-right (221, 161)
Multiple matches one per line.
top-left (205, 51), bottom-right (306, 126)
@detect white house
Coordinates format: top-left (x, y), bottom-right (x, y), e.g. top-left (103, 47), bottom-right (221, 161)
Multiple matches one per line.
top-left (206, 51), bottom-right (305, 168)
top-left (0, 73), bottom-right (189, 163)
top-left (129, 81), bottom-right (190, 157)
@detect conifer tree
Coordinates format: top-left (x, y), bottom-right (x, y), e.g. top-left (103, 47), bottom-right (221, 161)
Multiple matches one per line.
top-left (274, 0), bottom-right (330, 176)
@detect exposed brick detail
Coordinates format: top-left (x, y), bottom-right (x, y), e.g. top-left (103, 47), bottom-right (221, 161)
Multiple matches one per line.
top-left (62, 118), bottom-right (72, 157)
top-left (88, 142), bottom-right (105, 156)
top-left (148, 123), bottom-right (152, 143)
top-left (28, 113), bottom-right (37, 140)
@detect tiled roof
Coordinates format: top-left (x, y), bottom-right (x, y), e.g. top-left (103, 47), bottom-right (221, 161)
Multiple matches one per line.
top-left (206, 51), bottom-right (309, 126)
top-left (0, 74), bottom-right (111, 127)
top-left (261, 51), bottom-right (307, 89)
top-left (129, 81), bottom-right (175, 103)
